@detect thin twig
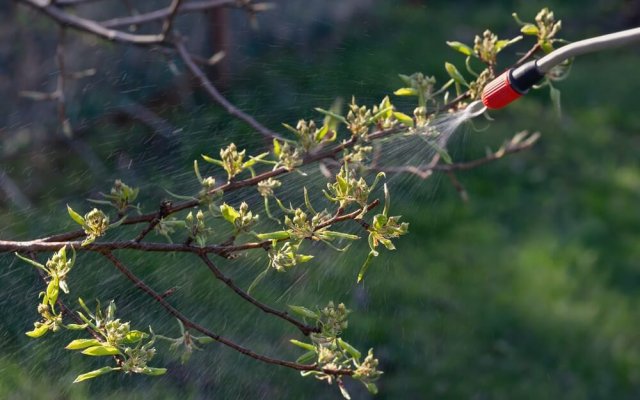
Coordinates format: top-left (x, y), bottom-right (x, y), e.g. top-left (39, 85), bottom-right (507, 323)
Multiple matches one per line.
top-left (18, 0), bottom-right (164, 44)
top-left (198, 254), bottom-right (319, 335)
top-left (174, 40), bottom-right (282, 140)
top-left (55, 27), bottom-right (73, 137)
top-left (101, 0), bottom-right (238, 28)
top-left (161, 0), bottom-right (183, 38)
top-left (101, 251), bottom-right (353, 375)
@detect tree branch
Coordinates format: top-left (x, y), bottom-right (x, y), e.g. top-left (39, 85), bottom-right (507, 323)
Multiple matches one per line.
top-left (198, 254), bottom-right (319, 336)
top-left (101, 251), bottom-right (352, 375)
top-left (101, 0), bottom-right (239, 28)
top-left (17, 0), bottom-right (165, 45)
top-left (174, 40), bottom-right (282, 140)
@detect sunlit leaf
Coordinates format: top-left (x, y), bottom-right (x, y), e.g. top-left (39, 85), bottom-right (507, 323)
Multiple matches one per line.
top-left (81, 345), bottom-right (120, 356)
top-left (290, 339), bottom-right (316, 352)
top-left (73, 367), bottom-right (116, 383)
top-left (25, 324), bottom-right (49, 338)
top-left (66, 338), bottom-right (102, 350)
top-left (393, 87), bottom-right (417, 96)
top-left (521, 24), bottom-right (539, 35)
top-left (392, 111), bottom-right (414, 127)
top-left (67, 205), bottom-right (85, 226)
top-left (446, 40), bottom-right (473, 56)
top-left (444, 62), bottom-right (468, 87)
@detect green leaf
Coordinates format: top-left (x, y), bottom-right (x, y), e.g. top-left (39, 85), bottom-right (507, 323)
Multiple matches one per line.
top-left (323, 97), bottom-right (344, 133)
top-left (26, 324), bottom-right (49, 338)
top-left (392, 112), bottom-right (414, 128)
top-left (193, 160), bottom-right (203, 183)
top-left (320, 230), bottom-right (360, 241)
top-left (540, 40), bottom-right (554, 54)
top-left (201, 154), bottom-right (224, 166)
top-left (444, 62), bottom-right (468, 87)
top-left (67, 205), bottom-right (85, 226)
top-left (141, 367), bottom-right (167, 376)
top-left (73, 367), bottom-right (116, 383)
top-left (338, 382), bottom-right (352, 399)
top-left (357, 251), bottom-right (376, 283)
top-left (314, 108), bottom-right (347, 125)
top-left (393, 87), bottom-right (417, 96)
top-left (521, 24), bottom-right (539, 35)
top-left (46, 277), bottom-right (59, 309)
top-left (495, 36), bottom-right (523, 53)
top-left (315, 124), bottom-right (330, 141)
top-left (14, 252), bottom-right (47, 272)
top-left (196, 336), bottom-right (215, 345)
top-left (338, 338), bottom-right (361, 360)
top-left (295, 254), bottom-right (314, 263)
top-left (364, 382), bottom-right (379, 395)
top-left (289, 339), bottom-right (316, 352)
top-left (243, 152), bottom-right (269, 168)
top-left (81, 345), bottom-right (121, 356)
top-left (255, 231), bottom-right (290, 240)
top-left (288, 305), bottom-right (319, 320)
top-left (272, 138), bottom-right (282, 157)
top-left (398, 73), bottom-right (413, 86)
top-left (220, 203), bottom-right (239, 224)
top-left (124, 330), bottom-right (148, 343)
top-left (446, 41), bottom-right (473, 56)
top-left (65, 323), bottom-right (88, 330)
top-left (296, 350), bottom-right (317, 364)
top-left (66, 338), bottom-right (102, 350)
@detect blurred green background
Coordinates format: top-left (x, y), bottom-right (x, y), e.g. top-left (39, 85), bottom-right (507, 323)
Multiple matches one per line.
top-left (3, 0), bottom-right (640, 398)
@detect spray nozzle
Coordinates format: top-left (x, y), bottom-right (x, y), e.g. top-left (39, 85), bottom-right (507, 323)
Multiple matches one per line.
top-left (464, 100), bottom-right (488, 118)
top-left (481, 61), bottom-right (545, 110)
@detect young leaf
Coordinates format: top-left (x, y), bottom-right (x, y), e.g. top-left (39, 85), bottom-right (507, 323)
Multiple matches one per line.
top-left (81, 345), bottom-right (121, 356)
top-left (73, 367), bottom-right (116, 383)
top-left (14, 252), bottom-right (46, 272)
top-left (357, 251), bottom-right (376, 283)
top-left (393, 88), bottom-right (417, 96)
top-left (288, 305), bottom-right (319, 320)
top-left (314, 107), bottom-right (347, 125)
top-left (255, 231), bottom-right (290, 240)
top-left (521, 24), bottom-right (539, 35)
top-left (66, 338), bottom-right (102, 350)
top-left (67, 205), bottom-right (85, 226)
top-left (444, 62), bottom-right (468, 87)
top-left (393, 111), bottom-right (414, 127)
top-left (65, 323), bottom-right (88, 330)
top-left (201, 154), bottom-right (224, 166)
top-left (296, 350), bottom-right (317, 364)
top-left (364, 382), bottom-right (379, 395)
top-left (220, 203), bottom-right (239, 224)
top-left (46, 277), bottom-right (59, 309)
top-left (338, 338), bottom-right (361, 360)
top-left (446, 41), bottom-right (473, 56)
top-left (124, 330), bottom-right (148, 343)
top-left (289, 339), bottom-right (316, 352)
top-left (141, 367), bottom-right (167, 376)
top-left (26, 324), bottom-right (49, 338)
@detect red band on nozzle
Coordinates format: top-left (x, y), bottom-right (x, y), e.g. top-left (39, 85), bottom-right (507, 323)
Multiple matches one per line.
top-left (481, 71), bottom-right (522, 110)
